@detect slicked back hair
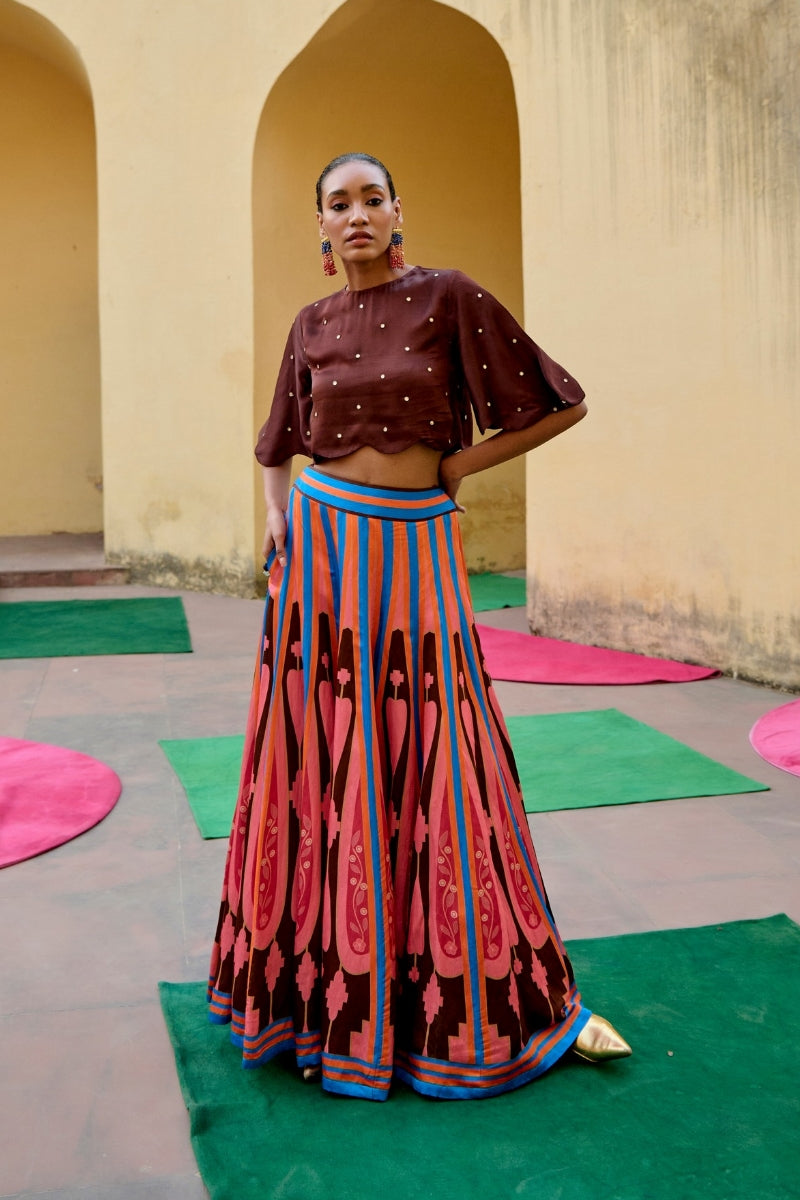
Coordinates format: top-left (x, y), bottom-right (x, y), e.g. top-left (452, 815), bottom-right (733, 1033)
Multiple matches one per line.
top-left (315, 153), bottom-right (396, 212)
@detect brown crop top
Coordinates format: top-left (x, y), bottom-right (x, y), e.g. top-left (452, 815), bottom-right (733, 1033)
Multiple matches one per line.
top-left (254, 266), bottom-right (585, 466)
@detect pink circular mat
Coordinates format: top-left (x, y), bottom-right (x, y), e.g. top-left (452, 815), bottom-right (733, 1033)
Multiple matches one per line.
top-left (0, 737), bottom-right (122, 868)
top-left (749, 699), bottom-right (800, 778)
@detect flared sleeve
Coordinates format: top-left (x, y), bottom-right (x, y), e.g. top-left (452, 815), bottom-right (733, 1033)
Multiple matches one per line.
top-left (255, 315), bottom-right (312, 467)
top-left (447, 270), bottom-right (585, 434)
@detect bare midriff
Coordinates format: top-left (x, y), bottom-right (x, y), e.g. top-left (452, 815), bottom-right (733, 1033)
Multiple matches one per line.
top-left (314, 443), bottom-right (444, 490)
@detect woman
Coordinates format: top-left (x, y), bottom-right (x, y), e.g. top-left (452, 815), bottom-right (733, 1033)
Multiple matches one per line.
top-left (208, 152), bottom-right (630, 1100)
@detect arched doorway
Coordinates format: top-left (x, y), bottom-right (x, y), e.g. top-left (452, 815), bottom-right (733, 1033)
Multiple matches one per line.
top-left (0, 1), bottom-right (101, 538)
top-left (251, 0), bottom-right (525, 571)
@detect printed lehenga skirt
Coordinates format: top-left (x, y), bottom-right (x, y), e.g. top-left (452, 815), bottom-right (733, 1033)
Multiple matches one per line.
top-left (208, 466), bottom-right (590, 1100)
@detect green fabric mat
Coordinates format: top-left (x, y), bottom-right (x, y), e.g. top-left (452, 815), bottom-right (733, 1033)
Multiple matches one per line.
top-left (468, 572), bottom-right (526, 611)
top-left (159, 914), bottom-right (800, 1200)
top-left (160, 735), bottom-right (244, 837)
top-left (508, 707), bottom-right (768, 812)
top-left (0, 596), bottom-right (192, 658)
top-left (162, 709), bottom-right (768, 838)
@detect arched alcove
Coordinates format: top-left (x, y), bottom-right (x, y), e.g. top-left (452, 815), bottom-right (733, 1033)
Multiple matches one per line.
top-left (252, 0), bottom-right (524, 570)
top-left (0, 1), bottom-right (101, 536)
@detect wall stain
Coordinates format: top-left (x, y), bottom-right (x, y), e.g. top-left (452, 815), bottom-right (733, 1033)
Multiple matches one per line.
top-left (535, 0), bottom-right (799, 376)
top-left (106, 549), bottom-right (259, 598)
top-left (528, 581), bottom-right (800, 690)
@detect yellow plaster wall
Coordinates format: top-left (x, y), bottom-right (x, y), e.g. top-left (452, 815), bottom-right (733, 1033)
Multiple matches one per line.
top-left (0, 23), bottom-right (101, 535)
top-left (252, 0), bottom-right (526, 571)
top-left (507, 0), bottom-right (799, 685)
top-left (12, 0), bottom-right (799, 683)
top-left (11, 0), bottom-right (303, 593)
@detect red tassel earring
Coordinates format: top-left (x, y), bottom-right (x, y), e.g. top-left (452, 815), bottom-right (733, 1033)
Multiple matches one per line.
top-left (389, 226), bottom-right (405, 270)
top-left (320, 230), bottom-right (337, 277)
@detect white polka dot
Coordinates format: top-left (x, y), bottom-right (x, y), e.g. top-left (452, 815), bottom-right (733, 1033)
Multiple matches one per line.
top-left (332, 380), bottom-right (338, 386)
top-left (427, 367), bottom-right (433, 372)
top-left (289, 391), bottom-right (294, 397)
top-left (290, 354), bottom-right (294, 360)
top-left (383, 426), bottom-right (388, 432)
top-left (429, 420), bottom-right (435, 426)
top-left (406, 297), bottom-right (412, 302)
top-left (336, 334), bottom-right (341, 339)
top-left (517, 406), bottom-right (522, 412)
top-left (355, 353), bottom-right (361, 359)
top-left (286, 426), bottom-right (291, 432)
top-left (337, 432), bottom-right (342, 438)
top-left (356, 404), bottom-right (361, 409)
top-left (380, 373), bottom-right (385, 379)
top-left (380, 323), bottom-right (386, 328)
top-left (512, 338), bottom-right (517, 344)
top-left (519, 371), bottom-right (525, 376)
top-left (359, 303), bottom-right (364, 309)
top-left (322, 319), bottom-right (327, 324)
top-left (482, 364), bottom-right (487, 370)
top-left (477, 328), bottom-right (483, 333)
top-left (403, 396), bottom-right (410, 402)
top-left (477, 292), bottom-right (483, 298)
top-left (404, 346), bottom-right (410, 351)
top-left (563, 377), bottom-right (569, 382)
top-left (428, 317), bottom-right (434, 323)
top-left (434, 272), bottom-right (439, 276)
top-left (305, 429), bottom-right (310, 436)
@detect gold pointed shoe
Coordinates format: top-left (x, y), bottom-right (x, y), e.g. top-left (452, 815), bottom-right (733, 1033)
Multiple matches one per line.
top-left (572, 1014), bottom-right (632, 1063)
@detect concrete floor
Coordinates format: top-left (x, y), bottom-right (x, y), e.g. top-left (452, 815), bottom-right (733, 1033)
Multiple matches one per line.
top-left (1, 582), bottom-right (798, 1199)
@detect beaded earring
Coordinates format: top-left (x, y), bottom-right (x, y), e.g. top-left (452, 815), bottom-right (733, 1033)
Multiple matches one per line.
top-left (320, 230), bottom-right (337, 276)
top-left (389, 226), bottom-right (405, 270)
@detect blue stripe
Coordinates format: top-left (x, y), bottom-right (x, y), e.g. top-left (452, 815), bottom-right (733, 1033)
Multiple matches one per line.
top-left (357, 514), bottom-right (387, 1062)
top-left (296, 469), bottom-right (456, 522)
top-left (319, 504), bottom-right (339, 630)
top-left (406, 523), bottom-right (423, 774)
top-left (322, 1078), bottom-right (390, 1101)
top-left (335, 507), bottom-right (347, 641)
top-left (240, 1030), bottom-right (295, 1068)
top-left (441, 519), bottom-right (562, 944)
top-left (268, 488), bottom-right (295, 707)
top-left (374, 520), bottom-right (394, 681)
top-left (427, 516), bottom-right (484, 1064)
top-left (395, 1007), bottom-right (590, 1099)
top-left (300, 493), bottom-right (314, 709)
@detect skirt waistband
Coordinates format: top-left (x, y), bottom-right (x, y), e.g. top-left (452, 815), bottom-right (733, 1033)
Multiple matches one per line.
top-left (295, 466), bottom-right (458, 521)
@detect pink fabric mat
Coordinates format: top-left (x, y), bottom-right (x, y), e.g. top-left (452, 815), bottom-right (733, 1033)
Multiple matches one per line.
top-left (0, 737), bottom-right (122, 868)
top-left (749, 699), bottom-right (800, 778)
top-left (476, 625), bottom-right (719, 685)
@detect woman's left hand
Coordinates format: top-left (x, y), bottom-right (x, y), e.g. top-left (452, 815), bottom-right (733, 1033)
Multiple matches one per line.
top-left (438, 454), bottom-right (466, 513)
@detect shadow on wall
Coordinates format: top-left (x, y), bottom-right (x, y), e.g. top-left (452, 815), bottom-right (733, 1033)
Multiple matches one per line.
top-left (0, 0), bottom-right (101, 539)
top-left (252, 0), bottom-right (527, 573)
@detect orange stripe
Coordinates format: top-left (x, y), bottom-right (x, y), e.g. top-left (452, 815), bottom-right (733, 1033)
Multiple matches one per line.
top-left (242, 1019), bottom-right (294, 1058)
top-left (302, 472), bottom-right (445, 511)
top-left (437, 515), bottom-right (492, 1051)
top-left (397, 1005), bottom-right (583, 1086)
top-left (356, 517), bottom-right (382, 1069)
top-left (323, 1063), bottom-right (393, 1084)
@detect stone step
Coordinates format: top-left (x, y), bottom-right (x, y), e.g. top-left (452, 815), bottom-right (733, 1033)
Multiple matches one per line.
top-left (0, 566), bottom-right (131, 588)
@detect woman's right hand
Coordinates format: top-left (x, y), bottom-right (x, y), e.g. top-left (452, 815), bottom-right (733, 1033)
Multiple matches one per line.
top-left (262, 504), bottom-right (287, 565)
